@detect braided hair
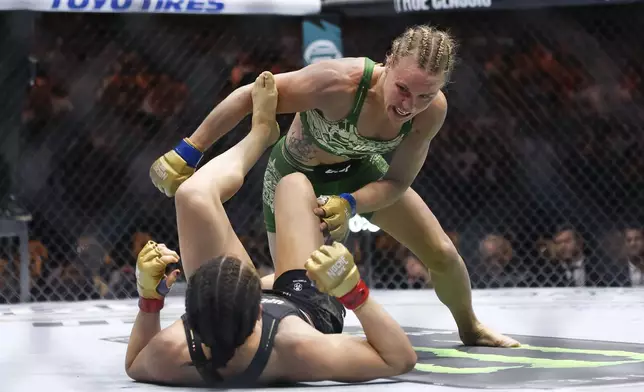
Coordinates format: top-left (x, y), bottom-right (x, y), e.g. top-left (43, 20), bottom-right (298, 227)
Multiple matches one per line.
top-left (386, 25), bottom-right (458, 84)
top-left (185, 256), bottom-right (262, 369)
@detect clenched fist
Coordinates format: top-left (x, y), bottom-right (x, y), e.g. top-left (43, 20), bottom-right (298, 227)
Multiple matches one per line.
top-left (314, 193), bottom-right (356, 243)
top-left (150, 138), bottom-right (204, 197)
top-left (304, 242), bottom-right (360, 298)
top-left (136, 241), bottom-right (181, 300)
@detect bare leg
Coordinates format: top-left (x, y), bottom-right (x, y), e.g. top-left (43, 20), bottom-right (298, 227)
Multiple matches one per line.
top-left (273, 173), bottom-right (324, 278)
top-left (175, 72), bottom-right (280, 279)
top-left (370, 187), bottom-right (520, 347)
top-left (267, 233), bottom-right (277, 264)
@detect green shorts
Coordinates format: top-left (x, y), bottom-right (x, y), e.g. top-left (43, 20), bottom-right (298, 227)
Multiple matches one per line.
top-left (262, 136), bottom-right (389, 233)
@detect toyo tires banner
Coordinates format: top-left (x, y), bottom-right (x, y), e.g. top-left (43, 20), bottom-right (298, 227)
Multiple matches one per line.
top-left (0, 0), bottom-right (322, 15)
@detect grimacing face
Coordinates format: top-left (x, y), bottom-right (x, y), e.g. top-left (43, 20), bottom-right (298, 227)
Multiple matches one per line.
top-left (383, 55), bottom-right (445, 124)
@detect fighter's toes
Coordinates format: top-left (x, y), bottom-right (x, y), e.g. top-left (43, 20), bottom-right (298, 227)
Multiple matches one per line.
top-left (252, 71), bottom-right (277, 103)
top-left (460, 325), bottom-right (521, 348)
top-left (493, 335), bottom-right (521, 348)
top-left (261, 70), bottom-right (276, 90)
top-left (254, 71), bottom-right (275, 91)
top-left (251, 71), bottom-right (280, 145)
top-left (254, 71), bottom-right (267, 88)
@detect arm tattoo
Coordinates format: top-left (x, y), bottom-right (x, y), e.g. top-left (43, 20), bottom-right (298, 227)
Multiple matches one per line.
top-left (286, 131), bottom-right (317, 163)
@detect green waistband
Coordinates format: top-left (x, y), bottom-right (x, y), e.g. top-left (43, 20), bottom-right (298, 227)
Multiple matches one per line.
top-left (277, 137), bottom-right (368, 182)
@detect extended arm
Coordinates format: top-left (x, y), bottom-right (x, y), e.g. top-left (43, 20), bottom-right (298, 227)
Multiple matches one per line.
top-left (150, 61), bottom-right (345, 197)
top-left (351, 94), bottom-right (447, 214)
top-left (189, 61), bottom-right (343, 150)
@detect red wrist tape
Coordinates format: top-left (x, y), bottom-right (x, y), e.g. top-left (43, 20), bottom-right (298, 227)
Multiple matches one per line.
top-left (139, 297), bottom-right (164, 313)
top-left (338, 279), bottom-right (369, 310)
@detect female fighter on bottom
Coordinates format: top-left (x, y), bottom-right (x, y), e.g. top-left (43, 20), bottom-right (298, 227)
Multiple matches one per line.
top-left (124, 72), bottom-right (417, 387)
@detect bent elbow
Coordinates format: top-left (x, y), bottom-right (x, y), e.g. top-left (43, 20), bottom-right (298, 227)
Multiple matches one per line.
top-left (391, 349), bottom-right (418, 376)
top-left (402, 351), bottom-right (418, 374)
top-left (380, 176), bottom-right (410, 195)
top-left (125, 364), bottom-right (138, 381)
top-left (125, 359), bottom-right (149, 382)
top-left (125, 363), bottom-right (156, 384)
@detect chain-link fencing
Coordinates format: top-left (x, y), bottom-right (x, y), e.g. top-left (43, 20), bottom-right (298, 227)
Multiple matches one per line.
top-left (349, 4), bottom-right (644, 291)
top-left (0, 12), bottom-right (304, 303)
top-left (0, 4), bottom-right (643, 303)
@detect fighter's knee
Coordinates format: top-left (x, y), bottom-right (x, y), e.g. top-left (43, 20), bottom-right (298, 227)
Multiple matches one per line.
top-left (175, 181), bottom-right (210, 211)
top-left (174, 172), bottom-right (237, 212)
top-left (177, 169), bottom-right (243, 205)
top-left (424, 239), bottom-right (461, 273)
top-left (175, 179), bottom-right (198, 204)
top-left (278, 172), bottom-right (310, 188)
top-left (275, 173), bottom-right (314, 201)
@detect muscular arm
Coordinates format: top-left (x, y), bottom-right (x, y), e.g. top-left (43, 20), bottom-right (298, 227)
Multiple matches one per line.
top-left (188, 61), bottom-right (344, 150)
top-left (291, 297), bottom-right (416, 382)
top-left (125, 310), bottom-right (163, 378)
top-left (351, 94), bottom-right (447, 214)
top-left (125, 315), bottom-right (188, 385)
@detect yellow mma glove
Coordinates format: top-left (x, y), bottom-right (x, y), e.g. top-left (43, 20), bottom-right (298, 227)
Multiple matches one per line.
top-left (150, 138), bottom-right (205, 197)
top-left (136, 241), bottom-right (181, 312)
top-left (305, 242), bottom-right (369, 310)
top-left (315, 193), bottom-right (357, 243)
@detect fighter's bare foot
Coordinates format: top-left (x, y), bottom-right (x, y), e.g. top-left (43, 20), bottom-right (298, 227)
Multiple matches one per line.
top-left (251, 71), bottom-right (280, 146)
top-left (459, 322), bottom-right (520, 348)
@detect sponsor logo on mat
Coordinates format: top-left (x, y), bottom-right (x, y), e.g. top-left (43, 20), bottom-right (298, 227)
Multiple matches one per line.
top-left (345, 327), bottom-right (644, 389)
top-left (103, 326), bottom-right (644, 389)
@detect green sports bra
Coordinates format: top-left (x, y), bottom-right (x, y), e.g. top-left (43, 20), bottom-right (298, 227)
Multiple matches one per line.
top-left (299, 57), bottom-right (413, 159)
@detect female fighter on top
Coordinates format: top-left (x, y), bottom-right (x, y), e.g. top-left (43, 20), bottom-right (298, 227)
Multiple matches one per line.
top-left (125, 72), bottom-right (417, 387)
top-left (148, 25), bottom-right (519, 348)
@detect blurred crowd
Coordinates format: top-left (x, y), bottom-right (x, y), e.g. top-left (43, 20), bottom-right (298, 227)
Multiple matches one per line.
top-left (1, 5), bottom-right (644, 303)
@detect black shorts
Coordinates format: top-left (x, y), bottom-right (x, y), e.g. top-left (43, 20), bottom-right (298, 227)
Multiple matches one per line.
top-left (266, 269), bottom-right (346, 334)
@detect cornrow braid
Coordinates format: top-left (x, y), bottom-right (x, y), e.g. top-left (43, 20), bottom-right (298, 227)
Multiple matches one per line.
top-left (185, 256), bottom-right (262, 370)
top-left (386, 24), bottom-right (458, 83)
top-left (431, 32), bottom-right (446, 73)
top-left (416, 26), bottom-right (433, 70)
top-left (388, 26), bottom-right (414, 66)
top-left (404, 26), bottom-right (416, 52)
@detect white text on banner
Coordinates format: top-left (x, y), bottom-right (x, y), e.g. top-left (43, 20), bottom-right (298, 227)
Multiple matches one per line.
top-left (1, 0), bottom-right (322, 16)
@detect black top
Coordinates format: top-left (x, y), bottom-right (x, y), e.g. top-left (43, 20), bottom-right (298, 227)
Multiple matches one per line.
top-left (182, 291), bottom-right (311, 387)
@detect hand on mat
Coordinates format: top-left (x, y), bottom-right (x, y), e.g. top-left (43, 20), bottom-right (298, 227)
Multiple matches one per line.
top-left (150, 138), bottom-right (204, 197)
top-left (304, 242), bottom-right (360, 298)
top-left (136, 241), bottom-right (181, 300)
top-left (314, 195), bottom-right (353, 243)
top-left (251, 71), bottom-right (281, 146)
